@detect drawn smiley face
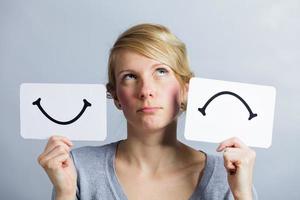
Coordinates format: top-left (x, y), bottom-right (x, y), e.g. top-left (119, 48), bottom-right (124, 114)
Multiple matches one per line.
top-left (32, 97), bottom-right (92, 125)
top-left (20, 83), bottom-right (107, 141)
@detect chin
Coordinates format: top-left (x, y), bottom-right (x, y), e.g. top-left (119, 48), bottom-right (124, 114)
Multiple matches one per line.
top-left (140, 119), bottom-right (176, 131)
top-left (140, 122), bottom-right (163, 130)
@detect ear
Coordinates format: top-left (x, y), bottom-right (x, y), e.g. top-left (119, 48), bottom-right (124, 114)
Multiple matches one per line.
top-left (110, 90), bottom-right (122, 110)
top-left (184, 82), bottom-right (189, 94)
top-left (179, 82), bottom-right (189, 111)
top-left (182, 83), bottom-right (189, 100)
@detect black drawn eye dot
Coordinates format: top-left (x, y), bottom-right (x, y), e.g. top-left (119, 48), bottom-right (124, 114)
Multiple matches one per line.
top-left (32, 98), bottom-right (92, 125)
top-left (198, 91), bottom-right (258, 120)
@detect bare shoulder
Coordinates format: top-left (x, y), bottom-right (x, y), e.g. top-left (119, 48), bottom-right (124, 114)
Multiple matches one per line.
top-left (178, 142), bottom-right (206, 163)
top-left (177, 142), bottom-right (206, 178)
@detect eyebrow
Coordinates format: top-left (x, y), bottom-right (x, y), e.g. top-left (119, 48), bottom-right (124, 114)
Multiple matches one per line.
top-left (117, 63), bottom-right (165, 76)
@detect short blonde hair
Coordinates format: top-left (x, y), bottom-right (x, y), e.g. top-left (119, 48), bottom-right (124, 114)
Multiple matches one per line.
top-left (106, 23), bottom-right (194, 110)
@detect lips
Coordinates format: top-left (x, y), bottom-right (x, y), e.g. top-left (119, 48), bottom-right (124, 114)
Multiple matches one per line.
top-left (137, 106), bottom-right (162, 113)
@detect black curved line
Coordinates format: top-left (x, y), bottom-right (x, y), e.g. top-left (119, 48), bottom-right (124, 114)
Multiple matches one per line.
top-left (32, 98), bottom-right (92, 125)
top-left (198, 91), bottom-right (257, 120)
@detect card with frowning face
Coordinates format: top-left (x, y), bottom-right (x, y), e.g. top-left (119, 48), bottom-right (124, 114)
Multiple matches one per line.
top-left (20, 83), bottom-right (107, 141)
top-left (184, 77), bottom-right (276, 148)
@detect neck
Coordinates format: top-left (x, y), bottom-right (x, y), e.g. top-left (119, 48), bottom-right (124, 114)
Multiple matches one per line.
top-left (117, 119), bottom-right (184, 176)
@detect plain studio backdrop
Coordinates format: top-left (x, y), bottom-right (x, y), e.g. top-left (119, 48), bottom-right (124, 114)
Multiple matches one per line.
top-left (1, 0), bottom-right (299, 199)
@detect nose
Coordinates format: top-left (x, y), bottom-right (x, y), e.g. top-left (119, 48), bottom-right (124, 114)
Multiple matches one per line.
top-left (138, 78), bottom-right (155, 100)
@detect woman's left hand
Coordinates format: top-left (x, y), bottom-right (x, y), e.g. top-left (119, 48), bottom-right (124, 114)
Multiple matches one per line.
top-left (217, 137), bottom-right (256, 200)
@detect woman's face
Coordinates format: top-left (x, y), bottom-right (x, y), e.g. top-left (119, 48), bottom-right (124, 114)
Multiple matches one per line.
top-left (113, 49), bottom-right (184, 131)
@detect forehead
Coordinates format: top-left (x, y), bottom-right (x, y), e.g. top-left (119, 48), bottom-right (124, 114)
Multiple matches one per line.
top-left (113, 49), bottom-right (161, 72)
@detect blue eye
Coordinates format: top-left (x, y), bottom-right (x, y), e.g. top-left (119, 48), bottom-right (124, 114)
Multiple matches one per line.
top-left (156, 68), bottom-right (168, 76)
top-left (123, 73), bottom-right (136, 80)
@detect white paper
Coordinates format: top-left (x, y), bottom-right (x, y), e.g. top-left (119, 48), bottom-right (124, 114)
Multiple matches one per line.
top-left (20, 83), bottom-right (107, 141)
top-left (184, 77), bottom-right (276, 148)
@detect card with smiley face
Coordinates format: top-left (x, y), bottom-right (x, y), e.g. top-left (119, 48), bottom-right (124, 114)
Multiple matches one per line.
top-left (184, 77), bottom-right (276, 148)
top-left (20, 83), bottom-right (107, 141)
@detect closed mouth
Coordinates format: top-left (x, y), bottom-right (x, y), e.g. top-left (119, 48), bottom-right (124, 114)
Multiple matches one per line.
top-left (137, 107), bottom-right (162, 113)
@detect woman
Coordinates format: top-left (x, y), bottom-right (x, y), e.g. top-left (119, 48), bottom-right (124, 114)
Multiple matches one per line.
top-left (38, 23), bottom-right (257, 200)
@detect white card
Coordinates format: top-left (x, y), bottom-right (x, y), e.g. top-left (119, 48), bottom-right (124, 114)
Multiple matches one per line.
top-left (20, 83), bottom-right (107, 141)
top-left (184, 77), bottom-right (276, 148)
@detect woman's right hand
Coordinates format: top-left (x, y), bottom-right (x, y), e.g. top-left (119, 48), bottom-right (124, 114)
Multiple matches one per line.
top-left (38, 136), bottom-right (77, 200)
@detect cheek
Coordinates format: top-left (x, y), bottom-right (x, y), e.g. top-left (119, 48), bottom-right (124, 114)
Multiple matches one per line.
top-left (163, 84), bottom-right (181, 106)
top-left (116, 87), bottom-right (134, 108)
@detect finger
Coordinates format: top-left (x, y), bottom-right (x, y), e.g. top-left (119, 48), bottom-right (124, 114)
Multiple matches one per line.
top-left (224, 147), bottom-right (242, 154)
top-left (223, 147), bottom-right (256, 165)
top-left (39, 145), bottom-right (68, 167)
top-left (39, 145), bottom-right (70, 167)
top-left (43, 153), bottom-right (70, 170)
top-left (43, 141), bottom-right (72, 157)
top-left (223, 157), bottom-right (238, 175)
top-left (222, 146), bottom-right (256, 178)
top-left (223, 147), bottom-right (245, 162)
top-left (217, 137), bottom-right (247, 152)
top-left (61, 155), bottom-right (73, 168)
top-left (46, 135), bottom-right (73, 149)
top-left (44, 136), bottom-right (73, 153)
top-left (223, 149), bottom-right (242, 175)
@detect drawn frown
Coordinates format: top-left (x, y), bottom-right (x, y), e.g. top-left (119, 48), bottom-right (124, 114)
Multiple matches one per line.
top-left (197, 91), bottom-right (258, 120)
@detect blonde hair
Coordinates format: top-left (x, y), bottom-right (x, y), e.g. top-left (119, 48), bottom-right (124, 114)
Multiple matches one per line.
top-left (106, 23), bottom-right (194, 110)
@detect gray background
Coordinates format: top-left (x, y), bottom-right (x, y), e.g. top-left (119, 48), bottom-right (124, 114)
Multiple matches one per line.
top-left (1, 0), bottom-right (299, 199)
